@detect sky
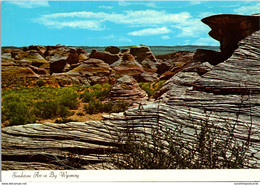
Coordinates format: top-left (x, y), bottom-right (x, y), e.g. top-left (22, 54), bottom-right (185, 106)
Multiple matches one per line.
top-left (1, 0), bottom-right (260, 47)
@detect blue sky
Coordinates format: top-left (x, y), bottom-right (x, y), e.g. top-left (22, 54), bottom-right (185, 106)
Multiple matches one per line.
top-left (1, 0), bottom-right (259, 46)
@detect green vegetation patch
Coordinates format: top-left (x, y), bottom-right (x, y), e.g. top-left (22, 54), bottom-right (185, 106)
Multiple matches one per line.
top-left (2, 86), bottom-right (79, 126)
top-left (2, 83), bottom-right (130, 127)
top-left (80, 83), bottom-right (111, 102)
top-left (139, 80), bottom-right (165, 98)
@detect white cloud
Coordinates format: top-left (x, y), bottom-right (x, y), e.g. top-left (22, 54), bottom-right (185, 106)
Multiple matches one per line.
top-left (98, 5), bottom-right (113, 9)
top-left (128, 27), bottom-right (171, 36)
top-left (34, 13), bottom-right (105, 30)
top-left (8, 0), bottom-right (49, 8)
top-left (161, 35), bottom-right (170, 40)
top-left (193, 37), bottom-right (219, 46)
top-left (34, 10), bottom-right (192, 30)
top-left (173, 18), bottom-right (210, 37)
top-left (233, 3), bottom-right (260, 15)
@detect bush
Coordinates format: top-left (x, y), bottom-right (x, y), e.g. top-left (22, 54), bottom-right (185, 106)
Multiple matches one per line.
top-left (81, 91), bottom-right (94, 102)
top-left (110, 102), bottom-right (129, 113)
top-left (84, 101), bottom-right (103, 114)
top-left (34, 100), bottom-right (59, 119)
top-left (139, 81), bottom-right (165, 98)
top-left (80, 83), bottom-right (111, 103)
top-left (2, 86), bottom-right (80, 126)
top-left (1, 95), bottom-right (36, 126)
top-left (58, 88), bottom-right (79, 109)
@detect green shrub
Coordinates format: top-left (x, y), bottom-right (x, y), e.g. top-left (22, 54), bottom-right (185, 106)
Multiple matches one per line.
top-left (34, 100), bottom-right (59, 119)
top-left (58, 88), bottom-right (79, 109)
top-left (84, 101), bottom-right (102, 114)
top-left (139, 81), bottom-right (165, 98)
top-left (1, 95), bottom-right (36, 126)
top-left (110, 102), bottom-right (129, 113)
top-left (2, 86), bottom-right (80, 126)
top-left (81, 83), bottom-right (111, 103)
top-left (81, 91), bottom-right (94, 103)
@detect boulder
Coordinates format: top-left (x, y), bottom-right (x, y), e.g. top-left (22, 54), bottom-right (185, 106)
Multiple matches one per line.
top-left (193, 49), bottom-right (222, 65)
top-left (89, 49), bottom-right (120, 65)
top-left (200, 14), bottom-right (260, 64)
top-left (67, 48), bottom-right (80, 64)
top-left (158, 52), bottom-right (194, 80)
top-left (1, 53), bottom-right (16, 66)
top-left (110, 75), bottom-right (148, 104)
top-left (49, 54), bottom-right (68, 74)
top-left (111, 53), bottom-right (144, 79)
top-left (11, 49), bottom-right (22, 58)
top-left (130, 45), bottom-right (156, 63)
top-left (105, 46), bottom-right (120, 54)
top-left (44, 45), bottom-right (70, 60)
top-left (78, 53), bottom-right (89, 61)
top-left (70, 58), bottom-right (115, 85)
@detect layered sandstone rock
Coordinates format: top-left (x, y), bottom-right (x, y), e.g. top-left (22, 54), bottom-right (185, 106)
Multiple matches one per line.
top-left (110, 75), bottom-right (148, 104)
top-left (70, 58), bottom-right (116, 85)
top-left (197, 14), bottom-right (260, 64)
top-left (111, 53), bottom-right (144, 79)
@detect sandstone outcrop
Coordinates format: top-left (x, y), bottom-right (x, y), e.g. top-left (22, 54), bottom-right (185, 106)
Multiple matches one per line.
top-left (70, 58), bottom-right (116, 85)
top-left (89, 49), bottom-right (120, 65)
top-left (111, 53), bottom-right (144, 79)
top-left (198, 14), bottom-right (260, 64)
top-left (110, 75), bottom-right (148, 104)
top-left (193, 30), bottom-right (260, 94)
top-left (130, 45), bottom-right (156, 63)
